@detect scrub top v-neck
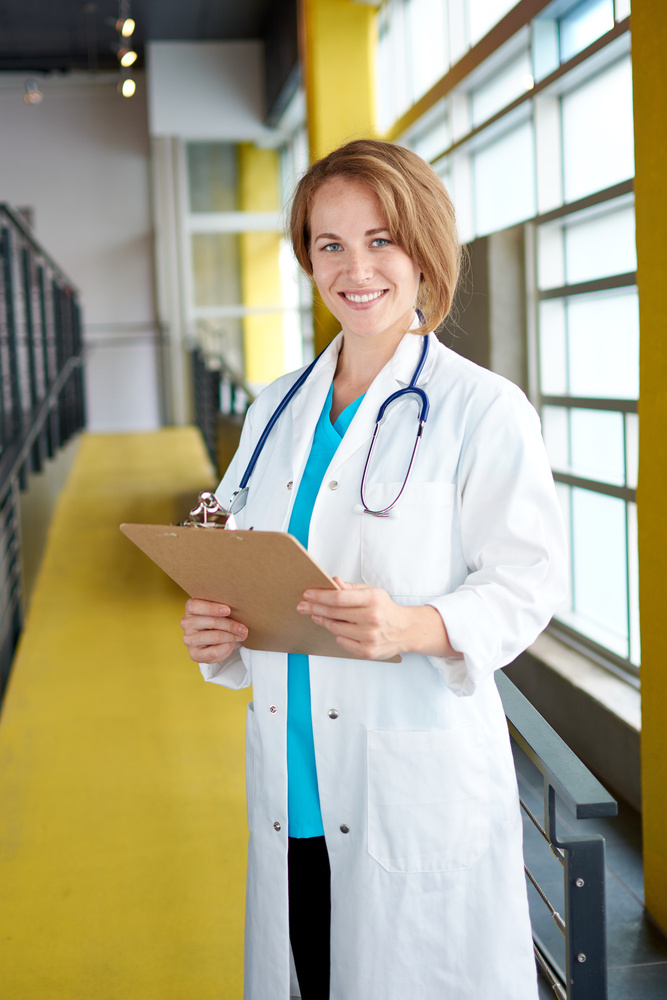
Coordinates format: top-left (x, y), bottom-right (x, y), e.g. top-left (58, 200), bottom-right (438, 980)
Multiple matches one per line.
top-left (286, 381), bottom-right (365, 838)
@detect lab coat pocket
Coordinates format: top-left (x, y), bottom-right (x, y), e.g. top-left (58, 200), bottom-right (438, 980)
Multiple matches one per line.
top-left (245, 702), bottom-right (257, 832)
top-left (360, 481), bottom-right (455, 596)
top-left (367, 727), bottom-right (490, 873)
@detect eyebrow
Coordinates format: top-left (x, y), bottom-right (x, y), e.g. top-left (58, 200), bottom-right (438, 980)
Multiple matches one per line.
top-left (313, 227), bottom-right (390, 242)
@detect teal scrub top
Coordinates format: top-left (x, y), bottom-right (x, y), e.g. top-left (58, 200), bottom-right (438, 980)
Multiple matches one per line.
top-left (286, 380), bottom-right (364, 838)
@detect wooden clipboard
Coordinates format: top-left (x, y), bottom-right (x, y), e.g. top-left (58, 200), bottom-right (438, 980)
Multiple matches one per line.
top-left (120, 522), bottom-right (401, 661)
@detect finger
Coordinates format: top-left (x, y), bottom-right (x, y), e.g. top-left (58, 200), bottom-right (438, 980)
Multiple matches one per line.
top-left (182, 621), bottom-right (248, 644)
top-left (189, 640), bottom-right (240, 664)
top-left (300, 588), bottom-right (374, 610)
top-left (180, 614), bottom-right (247, 635)
top-left (185, 598), bottom-right (231, 617)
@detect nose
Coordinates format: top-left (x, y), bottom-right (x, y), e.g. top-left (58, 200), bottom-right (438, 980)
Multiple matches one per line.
top-left (345, 247), bottom-right (373, 282)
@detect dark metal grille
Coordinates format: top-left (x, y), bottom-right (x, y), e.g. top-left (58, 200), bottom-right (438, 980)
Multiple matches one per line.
top-left (0, 204), bottom-right (85, 705)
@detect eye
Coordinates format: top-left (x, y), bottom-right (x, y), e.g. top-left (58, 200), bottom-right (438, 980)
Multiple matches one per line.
top-left (321, 242), bottom-right (343, 252)
top-left (370, 238), bottom-right (391, 248)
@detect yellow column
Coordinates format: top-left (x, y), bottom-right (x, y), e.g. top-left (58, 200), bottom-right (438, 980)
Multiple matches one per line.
top-left (237, 143), bottom-right (285, 386)
top-left (300, 0), bottom-right (378, 352)
top-left (633, 0), bottom-right (667, 934)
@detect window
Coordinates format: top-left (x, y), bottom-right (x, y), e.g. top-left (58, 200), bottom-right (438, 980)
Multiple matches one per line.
top-left (377, 0), bottom-right (638, 677)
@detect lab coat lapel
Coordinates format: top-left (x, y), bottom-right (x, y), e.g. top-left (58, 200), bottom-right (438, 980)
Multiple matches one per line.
top-left (288, 334), bottom-right (342, 484)
top-left (327, 332), bottom-right (435, 474)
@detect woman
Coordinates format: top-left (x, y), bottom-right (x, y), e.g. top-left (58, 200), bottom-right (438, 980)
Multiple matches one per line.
top-left (180, 139), bottom-right (565, 1000)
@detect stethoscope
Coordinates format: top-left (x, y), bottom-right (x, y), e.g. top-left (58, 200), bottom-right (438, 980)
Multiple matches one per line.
top-left (228, 333), bottom-right (430, 519)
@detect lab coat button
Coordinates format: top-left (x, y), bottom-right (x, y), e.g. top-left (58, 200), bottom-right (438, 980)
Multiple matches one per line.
top-left (273, 821), bottom-right (281, 831)
top-left (328, 480), bottom-right (339, 490)
top-left (287, 481), bottom-right (293, 490)
top-left (340, 824), bottom-right (350, 834)
top-left (269, 705), bottom-right (278, 714)
top-left (328, 709), bottom-right (339, 719)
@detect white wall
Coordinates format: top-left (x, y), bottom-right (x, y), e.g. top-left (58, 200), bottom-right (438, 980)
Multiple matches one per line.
top-left (0, 72), bottom-right (160, 431)
top-left (146, 41), bottom-right (271, 142)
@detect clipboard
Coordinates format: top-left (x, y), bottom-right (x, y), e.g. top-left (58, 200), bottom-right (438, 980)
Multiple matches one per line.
top-left (120, 519), bottom-right (401, 662)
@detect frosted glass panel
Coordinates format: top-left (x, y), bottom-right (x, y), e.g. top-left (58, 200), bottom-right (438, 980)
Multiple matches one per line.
top-left (407, 0), bottom-right (449, 101)
top-left (625, 412), bottom-right (638, 489)
top-left (191, 233), bottom-right (241, 307)
top-left (555, 481), bottom-right (573, 611)
top-left (560, 0), bottom-right (614, 62)
top-left (537, 225), bottom-right (565, 289)
top-left (468, 0), bottom-right (517, 45)
top-left (187, 143), bottom-right (238, 213)
top-left (570, 408), bottom-right (624, 484)
top-left (566, 289), bottom-right (639, 398)
top-left (473, 121), bottom-right (536, 235)
top-left (565, 207), bottom-right (636, 284)
top-left (195, 317), bottom-right (244, 375)
top-left (542, 405), bottom-right (569, 470)
top-left (539, 299), bottom-right (567, 394)
top-left (627, 500), bottom-right (640, 666)
top-left (571, 487), bottom-right (628, 656)
top-left (471, 52), bottom-right (533, 127)
top-left (562, 58), bottom-right (634, 202)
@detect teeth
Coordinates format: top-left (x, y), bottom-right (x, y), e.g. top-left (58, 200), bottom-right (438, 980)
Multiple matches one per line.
top-left (345, 290), bottom-right (385, 303)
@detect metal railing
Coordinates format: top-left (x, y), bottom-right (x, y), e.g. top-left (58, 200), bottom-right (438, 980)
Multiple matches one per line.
top-left (0, 204), bottom-right (85, 703)
top-left (497, 671), bottom-right (618, 1000)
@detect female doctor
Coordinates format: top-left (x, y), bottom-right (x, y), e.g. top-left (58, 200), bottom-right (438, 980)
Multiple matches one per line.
top-left (180, 139), bottom-right (565, 1000)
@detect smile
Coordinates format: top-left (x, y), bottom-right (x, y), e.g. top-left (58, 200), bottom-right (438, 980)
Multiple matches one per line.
top-left (342, 290), bottom-right (387, 303)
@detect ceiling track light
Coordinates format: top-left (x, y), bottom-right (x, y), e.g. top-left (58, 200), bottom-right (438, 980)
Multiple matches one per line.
top-left (116, 0), bottom-right (137, 97)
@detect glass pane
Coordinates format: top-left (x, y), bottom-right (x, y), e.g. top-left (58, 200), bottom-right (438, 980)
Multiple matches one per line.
top-left (571, 487), bottom-right (628, 657)
top-left (570, 408), bottom-right (625, 484)
top-left (564, 205), bottom-right (636, 284)
top-left (541, 405), bottom-right (569, 471)
top-left (187, 143), bottom-right (238, 213)
top-left (537, 224), bottom-right (565, 290)
top-left (566, 288), bottom-right (639, 398)
top-left (471, 51), bottom-right (533, 127)
top-left (562, 57), bottom-right (634, 203)
top-left (615, 0), bottom-right (631, 18)
top-left (191, 233), bottom-right (241, 308)
top-left (560, 0), bottom-right (614, 62)
top-left (555, 481), bottom-right (573, 612)
top-left (473, 120), bottom-right (536, 235)
top-left (532, 18), bottom-right (559, 81)
top-left (407, 0), bottom-right (449, 102)
top-left (195, 317), bottom-right (244, 375)
top-left (625, 412), bottom-right (638, 489)
top-left (627, 500), bottom-right (640, 666)
top-left (468, 0), bottom-right (517, 46)
top-left (409, 101), bottom-right (451, 162)
top-left (538, 299), bottom-right (568, 394)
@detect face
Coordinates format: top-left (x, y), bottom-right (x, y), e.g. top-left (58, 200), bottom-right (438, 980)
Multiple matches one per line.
top-left (308, 177), bottom-right (421, 347)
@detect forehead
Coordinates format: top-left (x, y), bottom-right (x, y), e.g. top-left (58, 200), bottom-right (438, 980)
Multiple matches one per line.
top-left (309, 176), bottom-right (386, 229)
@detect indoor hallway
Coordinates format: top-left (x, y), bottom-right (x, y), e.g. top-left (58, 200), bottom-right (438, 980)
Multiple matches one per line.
top-left (0, 430), bottom-right (251, 999)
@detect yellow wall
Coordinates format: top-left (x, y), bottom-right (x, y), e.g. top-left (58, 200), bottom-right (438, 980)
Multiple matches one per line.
top-left (633, 0), bottom-right (667, 934)
top-left (237, 143), bottom-right (286, 385)
top-left (300, 0), bottom-right (378, 352)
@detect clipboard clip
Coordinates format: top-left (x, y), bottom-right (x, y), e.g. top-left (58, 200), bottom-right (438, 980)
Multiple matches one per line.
top-left (183, 491), bottom-right (238, 530)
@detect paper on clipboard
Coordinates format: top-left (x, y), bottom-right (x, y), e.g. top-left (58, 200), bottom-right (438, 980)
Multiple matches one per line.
top-left (120, 522), bottom-right (401, 662)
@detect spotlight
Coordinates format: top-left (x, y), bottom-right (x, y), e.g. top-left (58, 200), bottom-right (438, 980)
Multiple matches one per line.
top-left (24, 79), bottom-right (44, 104)
top-left (119, 49), bottom-right (137, 67)
top-left (117, 17), bottom-right (135, 37)
top-left (119, 78), bottom-right (136, 98)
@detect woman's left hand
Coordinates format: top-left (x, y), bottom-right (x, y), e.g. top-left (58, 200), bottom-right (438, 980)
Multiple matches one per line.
top-left (297, 577), bottom-right (458, 660)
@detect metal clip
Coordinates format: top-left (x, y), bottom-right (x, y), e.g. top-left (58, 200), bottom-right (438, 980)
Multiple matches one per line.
top-left (183, 491), bottom-right (237, 530)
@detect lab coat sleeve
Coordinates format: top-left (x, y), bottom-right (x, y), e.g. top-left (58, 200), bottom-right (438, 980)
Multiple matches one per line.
top-left (427, 388), bottom-right (566, 696)
top-left (196, 401), bottom-right (260, 691)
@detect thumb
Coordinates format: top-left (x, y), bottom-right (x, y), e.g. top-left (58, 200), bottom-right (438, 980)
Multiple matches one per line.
top-left (332, 577), bottom-right (367, 591)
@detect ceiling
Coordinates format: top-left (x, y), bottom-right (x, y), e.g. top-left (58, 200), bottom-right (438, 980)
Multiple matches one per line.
top-left (0, 0), bottom-right (278, 73)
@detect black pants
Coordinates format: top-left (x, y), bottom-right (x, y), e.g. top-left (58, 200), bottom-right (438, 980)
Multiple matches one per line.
top-left (288, 836), bottom-right (331, 1000)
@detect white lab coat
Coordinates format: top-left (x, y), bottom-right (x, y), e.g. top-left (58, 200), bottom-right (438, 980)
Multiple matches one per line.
top-left (201, 331), bottom-right (566, 1000)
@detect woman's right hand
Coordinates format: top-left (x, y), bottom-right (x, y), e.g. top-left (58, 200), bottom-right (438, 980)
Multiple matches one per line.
top-left (180, 598), bottom-right (248, 664)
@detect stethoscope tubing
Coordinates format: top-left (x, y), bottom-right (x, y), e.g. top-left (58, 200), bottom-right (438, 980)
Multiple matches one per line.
top-left (230, 333), bottom-right (430, 516)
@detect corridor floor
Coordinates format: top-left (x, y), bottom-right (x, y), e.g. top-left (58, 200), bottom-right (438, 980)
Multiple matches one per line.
top-left (0, 430), bottom-right (251, 999)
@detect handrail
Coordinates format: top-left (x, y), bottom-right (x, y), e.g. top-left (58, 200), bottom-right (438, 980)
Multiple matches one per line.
top-left (0, 204), bottom-right (85, 704)
top-left (497, 671), bottom-right (618, 1000)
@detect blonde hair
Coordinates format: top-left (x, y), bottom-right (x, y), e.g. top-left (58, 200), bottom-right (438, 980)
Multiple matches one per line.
top-left (289, 139), bottom-right (461, 335)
